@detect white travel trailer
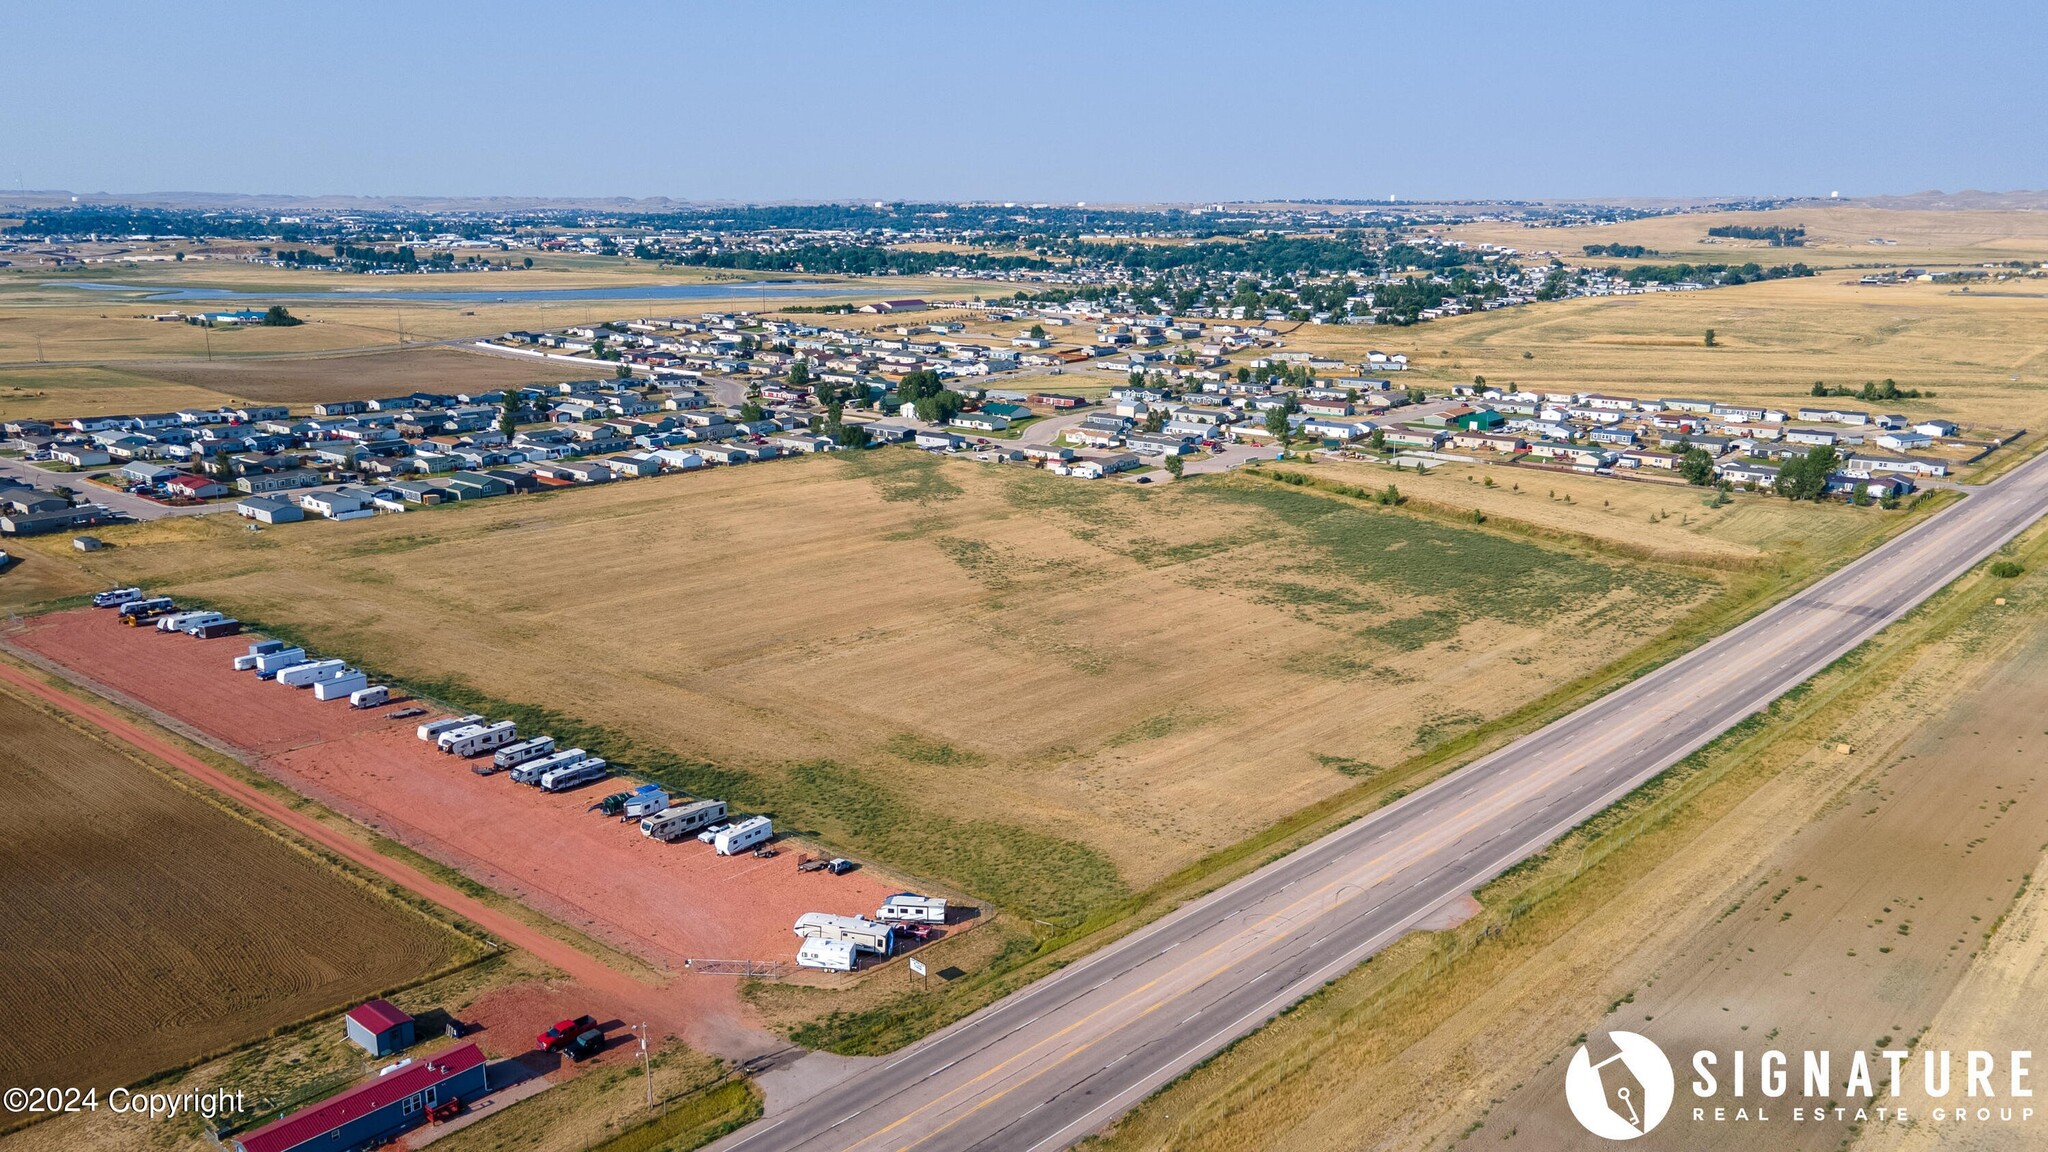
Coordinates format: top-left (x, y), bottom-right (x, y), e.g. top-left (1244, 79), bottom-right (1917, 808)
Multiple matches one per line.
top-left (714, 815), bottom-right (774, 856)
top-left (540, 758), bottom-right (607, 792)
top-left (512, 747), bottom-right (587, 784)
top-left (640, 799), bottom-right (729, 842)
top-left (493, 736), bottom-right (556, 770)
top-left (415, 714), bottom-right (484, 742)
top-left (876, 894), bottom-right (949, 924)
top-left (276, 659), bottom-right (348, 688)
top-left (313, 672), bottom-right (369, 701)
top-left (252, 647), bottom-right (306, 678)
top-left (440, 720), bottom-right (517, 757)
top-left (92, 587), bottom-right (143, 608)
top-left (795, 937), bottom-right (858, 972)
top-left (792, 912), bottom-right (894, 956)
top-left (622, 788), bottom-right (670, 819)
top-left (349, 685), bottom-right (391, 708)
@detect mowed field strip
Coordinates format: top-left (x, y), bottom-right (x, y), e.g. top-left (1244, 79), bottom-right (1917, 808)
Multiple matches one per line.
top-left (58, 449), bottom-right (1713, 924)
top-left (0, 676), bottom-right (474, 1096)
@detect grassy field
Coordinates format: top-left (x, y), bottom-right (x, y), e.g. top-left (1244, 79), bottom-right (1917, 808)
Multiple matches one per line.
top-left (1445, 204), bottom-right (2048, 267)
top-left (0, 678), bottom-right (475, 1100)
top-left (1088, 528), bottom-right (2048, 1152)
top-left (19, 450), bottom-right (1714, 925)
top-left (1285, 273), bottom-right (2048, 436)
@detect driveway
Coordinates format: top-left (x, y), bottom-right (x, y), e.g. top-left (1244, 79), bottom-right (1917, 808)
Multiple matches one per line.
top-left (0, 457), bottom-right (228, 521)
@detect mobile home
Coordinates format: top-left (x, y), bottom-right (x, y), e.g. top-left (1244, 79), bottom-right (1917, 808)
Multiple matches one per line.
top-left (714, 815), bottom-right (774, 856)
top-left (640, 799), bottom-right (728, 842)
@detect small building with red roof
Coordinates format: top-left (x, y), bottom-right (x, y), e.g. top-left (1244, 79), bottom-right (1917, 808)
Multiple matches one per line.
top-left (343, 999), bottom-right (414, 1056)
top-left (231, 1042), bottom-right (487, 1152)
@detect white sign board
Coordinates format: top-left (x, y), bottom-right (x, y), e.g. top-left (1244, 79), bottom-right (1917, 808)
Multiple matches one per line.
top-left (908, 958), bottom-right (928, 978)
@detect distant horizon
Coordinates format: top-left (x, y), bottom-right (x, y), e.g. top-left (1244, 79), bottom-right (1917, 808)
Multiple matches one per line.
top-left (7, 0), bottom-right (2042, 203)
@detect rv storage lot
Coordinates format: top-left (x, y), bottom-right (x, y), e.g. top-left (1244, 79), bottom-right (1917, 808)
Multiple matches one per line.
top-left (0, 674), bottom-right (471, 1100)
top-left (9, 610), bottom-right (897, 981)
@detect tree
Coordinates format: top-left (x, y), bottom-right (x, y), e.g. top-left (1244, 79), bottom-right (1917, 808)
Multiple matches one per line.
top-left (522, 256), bottom-right (533, 269)
top-left (1029, 323), bottom-right (1046, 339)
top-left (1368, 428), bottom-right (1386, 453)
top-left (499, 390), bottom-right (522, 436)
top-left (1776, 445), bottom-right (1838, 501)
top-left (1703, 328), bottom-right (1717, 347)
top-left (1143, 409), bottom-right (1165, 433)
top-left (207, 447), bottom-right (232, 480)
top-left (789, 359), bottom-right (812, 388)
top-left (739, 399), bottom-right (766, 422)
top-left (259, 305), bottom-right (302, 327)
top-left (1264, 405), bottom-right (1293, 446)
top-left (615, 363), bottom-right (632, 380)
top-left (1679, 446), bottom-right (1716, 486)
top-left (1164, 453), bottom-right (1185, 479)
top-left (914, 390), bottom-right (965, 424)
top-left (834, 421), bottom-right (872, 449)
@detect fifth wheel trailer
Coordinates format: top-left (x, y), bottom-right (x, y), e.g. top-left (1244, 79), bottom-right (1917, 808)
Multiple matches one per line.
top-left (313, 672), bottom-right (369, 701)
top-left (714, 816), bottom-right (774, 856)
top-left (792, 912), bottom-right (894, 956)
top-left (641, 799), bottom-right (728, 842)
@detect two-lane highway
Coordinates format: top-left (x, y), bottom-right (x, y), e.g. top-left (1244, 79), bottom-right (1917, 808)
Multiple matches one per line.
top-left (716, 446), bottom-right (2048, 1152)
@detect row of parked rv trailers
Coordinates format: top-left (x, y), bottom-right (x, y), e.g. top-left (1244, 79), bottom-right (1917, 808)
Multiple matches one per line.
top-left (411, 711), bottom-right (781, 853)
top-left (95, 587), bottom-right (395, 701)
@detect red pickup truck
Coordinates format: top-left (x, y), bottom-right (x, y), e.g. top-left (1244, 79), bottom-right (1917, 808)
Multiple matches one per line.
top-left (537, 1015), bottom-right (598, 1051)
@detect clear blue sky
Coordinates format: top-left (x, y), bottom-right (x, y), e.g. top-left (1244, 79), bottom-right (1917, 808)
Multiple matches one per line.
top-left (6, 0), bottom-right (2043, 203)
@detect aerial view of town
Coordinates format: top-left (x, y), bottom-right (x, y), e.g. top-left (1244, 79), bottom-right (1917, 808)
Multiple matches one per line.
top-left (3, 4), bottom-right (2046, 1152)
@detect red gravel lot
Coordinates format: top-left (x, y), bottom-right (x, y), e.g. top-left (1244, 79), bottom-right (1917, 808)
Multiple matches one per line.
top-left (11, 611), bottom-right (904, 1016)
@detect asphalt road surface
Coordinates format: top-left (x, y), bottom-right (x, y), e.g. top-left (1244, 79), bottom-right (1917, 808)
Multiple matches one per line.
top-left (714, 445), bottom-right (2048, 1152)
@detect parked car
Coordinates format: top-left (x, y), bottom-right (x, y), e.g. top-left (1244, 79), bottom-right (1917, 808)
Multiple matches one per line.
top-left (565, 1027), bottom-right (606, 1062)
top-left (537, 1015), bottom-right (598, 1052)
top-left (827, 858), bottom-right (856, 875)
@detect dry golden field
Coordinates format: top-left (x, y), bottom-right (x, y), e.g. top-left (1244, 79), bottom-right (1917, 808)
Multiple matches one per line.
top-left (1289, 275), bottom-right (2048, 435)
top-left (30, 451), bottom-right (1713, 921)
top-left (1092, 530), bottom-right (2048, 1152)
top-left (1446, 205), bottom-right (2048, 267)
top-left (0, 680), bottom-right (473, 1099)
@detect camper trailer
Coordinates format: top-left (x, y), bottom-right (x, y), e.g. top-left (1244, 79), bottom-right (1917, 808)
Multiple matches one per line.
top-left (876, 894), bottom-right (949, 924)
top-left (621, 787), bottom-right (669, 819)
top-left (511, 748), bottom-right (587, 785)
top-left (440, 720), bottom-right (517, 758)
top-left (791, 912), bottom-right (894, 956)
top-left (92, 587), bottom-right (143, 609)
top-left (275, 659), bottom-right (348, 688)
top-left (252, 647), bottom-right (306, 678)
top-left (795, 937), bottom-right (858, 972)
top-left (713, 816), bottom-right (774, 856)
top-left (640, 799), bottom-right (728, 842)
top-left (493, 736), bottom-right (557, 770)
top-left (540, 758), bottom-right (608, 792)
top-left (349, 685), bottom-right (391, 709)
top-left (415, 714), bottom-right (484, 742)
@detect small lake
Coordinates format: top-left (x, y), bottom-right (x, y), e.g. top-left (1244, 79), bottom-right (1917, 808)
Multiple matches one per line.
top-left (40, 279), bottom-right (878, 305)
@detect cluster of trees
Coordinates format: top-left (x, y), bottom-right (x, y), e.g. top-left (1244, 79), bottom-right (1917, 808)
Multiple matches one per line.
top-left (1582, 243), bottom-right (1653, 258)
top-left (275, 243), bottom-right (433, 273)
top-left (1619, 261), bottom-right (1813, 286)
top-left (1707, 224), bottom-right (1806, 247)
top-left (258, 306), bottom-right (301, 327)
top-left (671, 244), bottom-right (1048, 276)
top-left (898, 368), bottom-right (966, 424)
top-left (1774, 445), bottom-right (1838, 501)
top-left (1809, 378), bottom-right (1934, 400)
